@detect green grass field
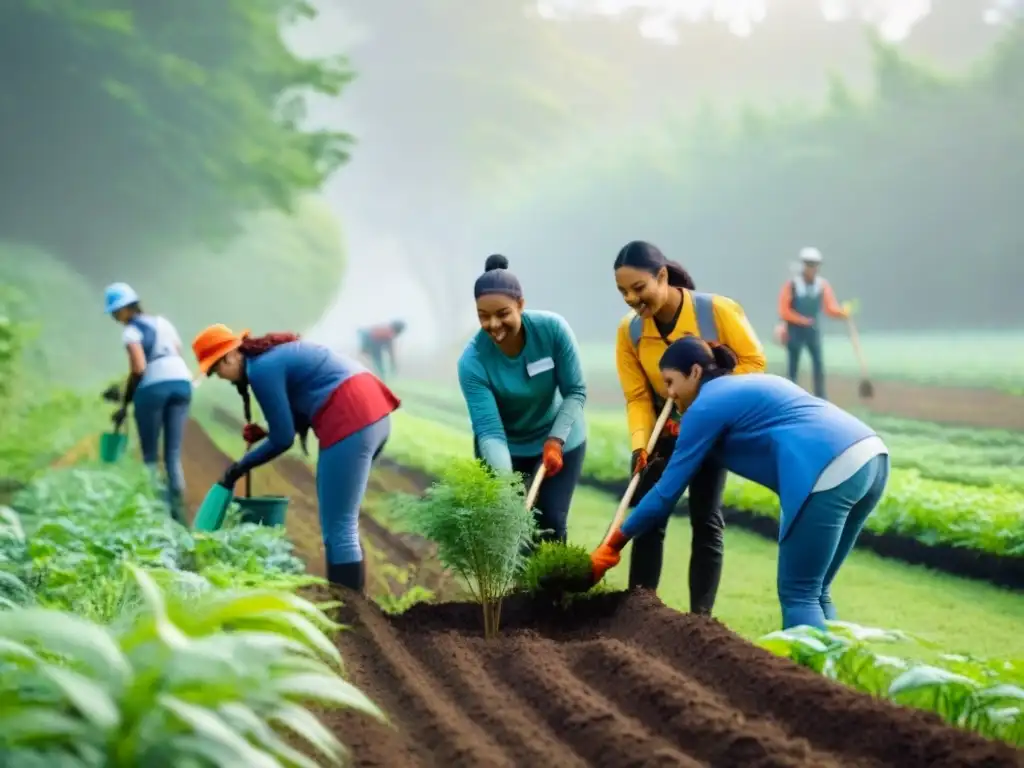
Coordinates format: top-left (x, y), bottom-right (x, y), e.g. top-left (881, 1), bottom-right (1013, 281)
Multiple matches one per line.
top-left (578, 330), bottom-right (1024, 394)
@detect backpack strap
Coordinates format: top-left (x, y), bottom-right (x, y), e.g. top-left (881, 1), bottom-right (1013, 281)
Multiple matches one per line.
top-left (691, 291), bottom-right (719, 343)
top-left (629, 313), bottom-right (644, 349)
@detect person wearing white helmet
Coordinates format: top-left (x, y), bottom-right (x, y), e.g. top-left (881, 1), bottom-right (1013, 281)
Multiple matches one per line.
top-left (103, 282), bottom-right (193, 522)
top-left (775, 247), bottom-right (850, 400)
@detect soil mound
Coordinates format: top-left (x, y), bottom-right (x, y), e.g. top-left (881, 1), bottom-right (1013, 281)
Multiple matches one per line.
top-left (324, 590), bottom-right (1023, 767)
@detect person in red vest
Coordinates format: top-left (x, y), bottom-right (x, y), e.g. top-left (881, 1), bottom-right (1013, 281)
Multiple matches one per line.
top-left (358, 320), bottom-right (406, 380)
top-left (775, 247), bottom-right (850, 400)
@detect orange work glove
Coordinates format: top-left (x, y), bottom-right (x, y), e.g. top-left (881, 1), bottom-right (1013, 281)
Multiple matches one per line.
top-left (242, 423), bottom-right (268, 445)
top-left (590, 528), bottom-right (630, 582)
top-left (663, 420), bottom-right (681, 438)
top-left (542, 438), bottom-right (564, 476)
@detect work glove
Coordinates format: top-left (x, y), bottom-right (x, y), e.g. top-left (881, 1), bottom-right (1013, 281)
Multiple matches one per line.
top-left (111, 406), bottom-right (128, 430)
top-left (840, 300), bottom-right (854, 318)
top-left (663, 419), bottom-right (681, 438)
top-left (590, 528), bottom-right (630, 582)
top-left (541, 438), bottom-right (564, 476)
top-left (217, 462), bottom-right (246, 490)
top-left (631, 448), bottom-right (648, 476)
top-left (242, 423), bottom-right (268, 444)
top-left (101, 384), bottom-right (122, 403)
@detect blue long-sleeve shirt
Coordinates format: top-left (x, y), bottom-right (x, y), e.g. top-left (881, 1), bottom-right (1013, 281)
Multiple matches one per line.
top-left (457, 310), bottom-right (587, 472)
top-left (621, 374), bottom-right (877, 542)
top-left (237, 341), bottom-right (367, 471)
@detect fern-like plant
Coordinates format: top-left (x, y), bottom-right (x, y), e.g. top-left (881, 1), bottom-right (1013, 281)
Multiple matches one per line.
top-left (394, 459), bottom-right (537, 638)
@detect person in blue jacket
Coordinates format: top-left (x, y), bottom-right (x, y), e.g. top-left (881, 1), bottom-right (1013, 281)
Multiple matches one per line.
top-left (104, 282), bottom-right (194, 523)
top-left (192, 324), bottom-right (401, 592)
top-left (458, 254), bottom-right (587, 543)
top-left (591, 335), bottom-right (889, 629)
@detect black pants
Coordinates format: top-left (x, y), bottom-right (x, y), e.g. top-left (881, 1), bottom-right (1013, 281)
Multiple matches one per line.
top-left (475, 440), bottom-right (587, 544)
top-left (627, 435), bottom-right (726, 615)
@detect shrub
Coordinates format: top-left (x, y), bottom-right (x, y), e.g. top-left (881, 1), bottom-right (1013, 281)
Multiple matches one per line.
top-left (518, 541), bottom-right (595, 595)
top-left (394, 459), bottom-right (537, 638)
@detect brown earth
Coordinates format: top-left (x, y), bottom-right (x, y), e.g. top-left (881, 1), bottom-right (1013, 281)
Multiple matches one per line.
top-left (322, 590), bottom-right (1023, 767)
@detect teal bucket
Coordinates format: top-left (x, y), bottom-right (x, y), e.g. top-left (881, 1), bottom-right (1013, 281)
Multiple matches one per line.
top-left (98, 432), bottom-right (128, 464)
top-left (193, 484), bottom-right (234, 532)
top-left (235, 496), bottom-right (289, 527)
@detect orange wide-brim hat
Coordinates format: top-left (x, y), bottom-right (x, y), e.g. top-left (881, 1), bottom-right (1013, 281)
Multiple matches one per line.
top-left (192, 324), bottom-right (250, 374)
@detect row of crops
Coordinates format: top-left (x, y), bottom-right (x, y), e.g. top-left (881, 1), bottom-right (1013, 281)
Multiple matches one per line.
top-left (391, 382), bottom-right (1024, 560)
top-left (0, 464), bottom-right (382, 765)
top-left (375, 401), bottom-right (1024, 744)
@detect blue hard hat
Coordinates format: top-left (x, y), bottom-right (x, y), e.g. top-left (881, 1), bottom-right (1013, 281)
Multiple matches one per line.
top-left (103, 282), bottom-right (139, 315)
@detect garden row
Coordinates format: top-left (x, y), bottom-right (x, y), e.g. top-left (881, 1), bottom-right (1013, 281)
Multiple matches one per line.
top-left (0, 462), bottom-right (382, 765)
top-left (393, 386), bottom-right (1024, 587)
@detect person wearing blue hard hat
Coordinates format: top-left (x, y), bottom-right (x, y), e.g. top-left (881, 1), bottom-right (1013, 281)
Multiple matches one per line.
top-left (104, 282), bottom-right (194, 523)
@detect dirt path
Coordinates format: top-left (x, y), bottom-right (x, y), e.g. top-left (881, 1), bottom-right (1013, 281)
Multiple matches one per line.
top-left (323, 591), bottom-right (1022, 767)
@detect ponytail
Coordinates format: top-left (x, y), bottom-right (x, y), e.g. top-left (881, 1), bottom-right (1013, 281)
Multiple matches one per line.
top-left (659, 336), bottom-right (738, 383)
top-left (236, 331), bottom-right (310, 455)
top-left (665, 261), bottom-right (696, 290)
top-left (707, 342), bottom-right (738, 379)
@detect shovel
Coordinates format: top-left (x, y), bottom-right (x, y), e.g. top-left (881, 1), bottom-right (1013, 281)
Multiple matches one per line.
top-left (525, 465), bottom-right (546, 511)
top-left (539, 399), bottom-right (676, 595)
top-left (845, 316), bottom-right (874, 399)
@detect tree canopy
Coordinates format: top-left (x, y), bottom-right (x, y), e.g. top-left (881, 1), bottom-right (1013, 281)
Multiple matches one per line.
top-left (0, 0), bottom-right (352, 280)
top-left (474, 26), bottom-right (1024, 336)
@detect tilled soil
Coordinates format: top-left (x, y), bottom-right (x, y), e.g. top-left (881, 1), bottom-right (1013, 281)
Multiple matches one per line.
top-left (324, 590), bottom-right (1022, 768)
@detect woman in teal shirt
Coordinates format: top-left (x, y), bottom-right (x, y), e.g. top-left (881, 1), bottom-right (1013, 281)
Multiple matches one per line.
top-left (458, 254), bottom-right (588, 542)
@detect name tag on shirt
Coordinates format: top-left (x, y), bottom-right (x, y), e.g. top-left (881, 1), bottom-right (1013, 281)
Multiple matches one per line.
top-left (526, 357), bottom-right (555, 377)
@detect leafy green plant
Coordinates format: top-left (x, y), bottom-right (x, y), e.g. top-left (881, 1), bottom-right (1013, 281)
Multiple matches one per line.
top-left (394, 458), bottom-right (537, 638)
top-left (759, 622), bottom-right (1024, 746)
top-left (518, 541), bottom-right (595, 595)
top-left (376, 586), bottom-right (436, 616)
top-left (0, 565), bottom-right (383, 766)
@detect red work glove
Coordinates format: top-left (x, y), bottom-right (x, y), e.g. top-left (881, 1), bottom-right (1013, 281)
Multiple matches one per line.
top-left (542, 438), bottom-right (564, 476)
top-left (242, 423), bottom-right (268, 445)
top-left (663, 419), bottom-right (681, 438)
top-left (590, 528), bottom-right (630, 582)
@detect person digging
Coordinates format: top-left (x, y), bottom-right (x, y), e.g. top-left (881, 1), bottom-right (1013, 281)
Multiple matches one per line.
top-left (589, 336), bottom-right (889, 630)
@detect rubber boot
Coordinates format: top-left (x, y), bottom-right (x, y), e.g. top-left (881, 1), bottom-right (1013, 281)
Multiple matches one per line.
top-left (327, 560), bottom-right (365, 593)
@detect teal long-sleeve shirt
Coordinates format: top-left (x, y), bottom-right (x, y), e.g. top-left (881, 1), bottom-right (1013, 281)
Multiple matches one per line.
top-left (457, 310), bottom-right (587, 472)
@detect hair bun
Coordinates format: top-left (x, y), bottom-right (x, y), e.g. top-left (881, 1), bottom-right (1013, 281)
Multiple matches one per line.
top-left (484, 254), bottom-right (509, 271)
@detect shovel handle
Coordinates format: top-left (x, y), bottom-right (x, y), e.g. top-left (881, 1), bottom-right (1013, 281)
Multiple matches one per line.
top-left (604, 398), bottom-right (675, 544)
top-left (845, 317), bottom-right (870, 379)
top-left (525, 465), bottom-right (546, 510)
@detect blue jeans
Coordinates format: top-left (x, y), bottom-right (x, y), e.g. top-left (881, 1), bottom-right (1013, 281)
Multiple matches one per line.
top-left (132, 380), bottom-right (192, 520)
top-left (316, 416), bottom-right (391, 565)
top-left (510, 441), bottom-right (586, 544)
top-left (777, 453), bottom-right (890, 629)
top-left (787, 326), bottom-right (826, 399)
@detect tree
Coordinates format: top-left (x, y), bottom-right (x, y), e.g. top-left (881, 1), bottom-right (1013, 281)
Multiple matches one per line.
top-left (0, 0), bottom-right (353, 279)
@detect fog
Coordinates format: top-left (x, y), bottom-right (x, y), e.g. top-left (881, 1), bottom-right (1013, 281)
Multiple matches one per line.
top-left (286, 1), bottom-right (1020, 363)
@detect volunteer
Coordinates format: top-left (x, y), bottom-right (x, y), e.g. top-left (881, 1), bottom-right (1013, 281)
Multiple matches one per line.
top-left (358, 319), bottom-right (406, 380)
top-left (592, 336), bottom-right (889, 630)
top-left (613, 240), bottom-right (765, 614)
top-left (104, 282), bottom-right (193, 523)
top-left (458, 254), bottom-right (587, 543)
top-left (191, 325), bottom-right (400, 592)
top-left (776, 247), bottom-right (851, 400)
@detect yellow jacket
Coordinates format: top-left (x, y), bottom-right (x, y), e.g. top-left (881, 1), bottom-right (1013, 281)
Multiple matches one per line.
top-left (616, 290), bottom-right (766, 450)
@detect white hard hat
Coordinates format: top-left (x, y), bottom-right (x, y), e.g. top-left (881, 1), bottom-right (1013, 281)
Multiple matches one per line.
top-left (799, 247), bottom-right (823, 264)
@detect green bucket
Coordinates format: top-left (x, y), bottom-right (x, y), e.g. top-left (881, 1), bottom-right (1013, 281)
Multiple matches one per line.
top-left (235, 496), bottom-right (289, 527)
top-left (193, 483), bottom-right (234, 532)
top-left (98, 432), bottom-right (128, 464)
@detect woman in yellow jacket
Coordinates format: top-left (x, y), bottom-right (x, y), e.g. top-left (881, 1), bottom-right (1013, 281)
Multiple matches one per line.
top-left (614, 240), bottom-right (766, 614)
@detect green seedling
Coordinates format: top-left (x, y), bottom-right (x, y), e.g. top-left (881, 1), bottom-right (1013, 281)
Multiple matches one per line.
top-left (394, 458), bottom-right (538, 638)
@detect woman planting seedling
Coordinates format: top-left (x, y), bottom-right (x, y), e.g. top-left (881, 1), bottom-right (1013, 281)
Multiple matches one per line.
top-left (192, 324), bottom-right (400, 591)
top-left (103, 282), bottom-right (193, 523)
top-left (613, 241), bottom-right (765, 614)
top-left (458, 254), bottom-right (588, 544)
top-left (592, 336), bottom-right (890, 630)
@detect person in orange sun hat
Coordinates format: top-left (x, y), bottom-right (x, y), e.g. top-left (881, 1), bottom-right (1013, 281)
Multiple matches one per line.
top-left (192, 324), bottom-right (400, 592)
